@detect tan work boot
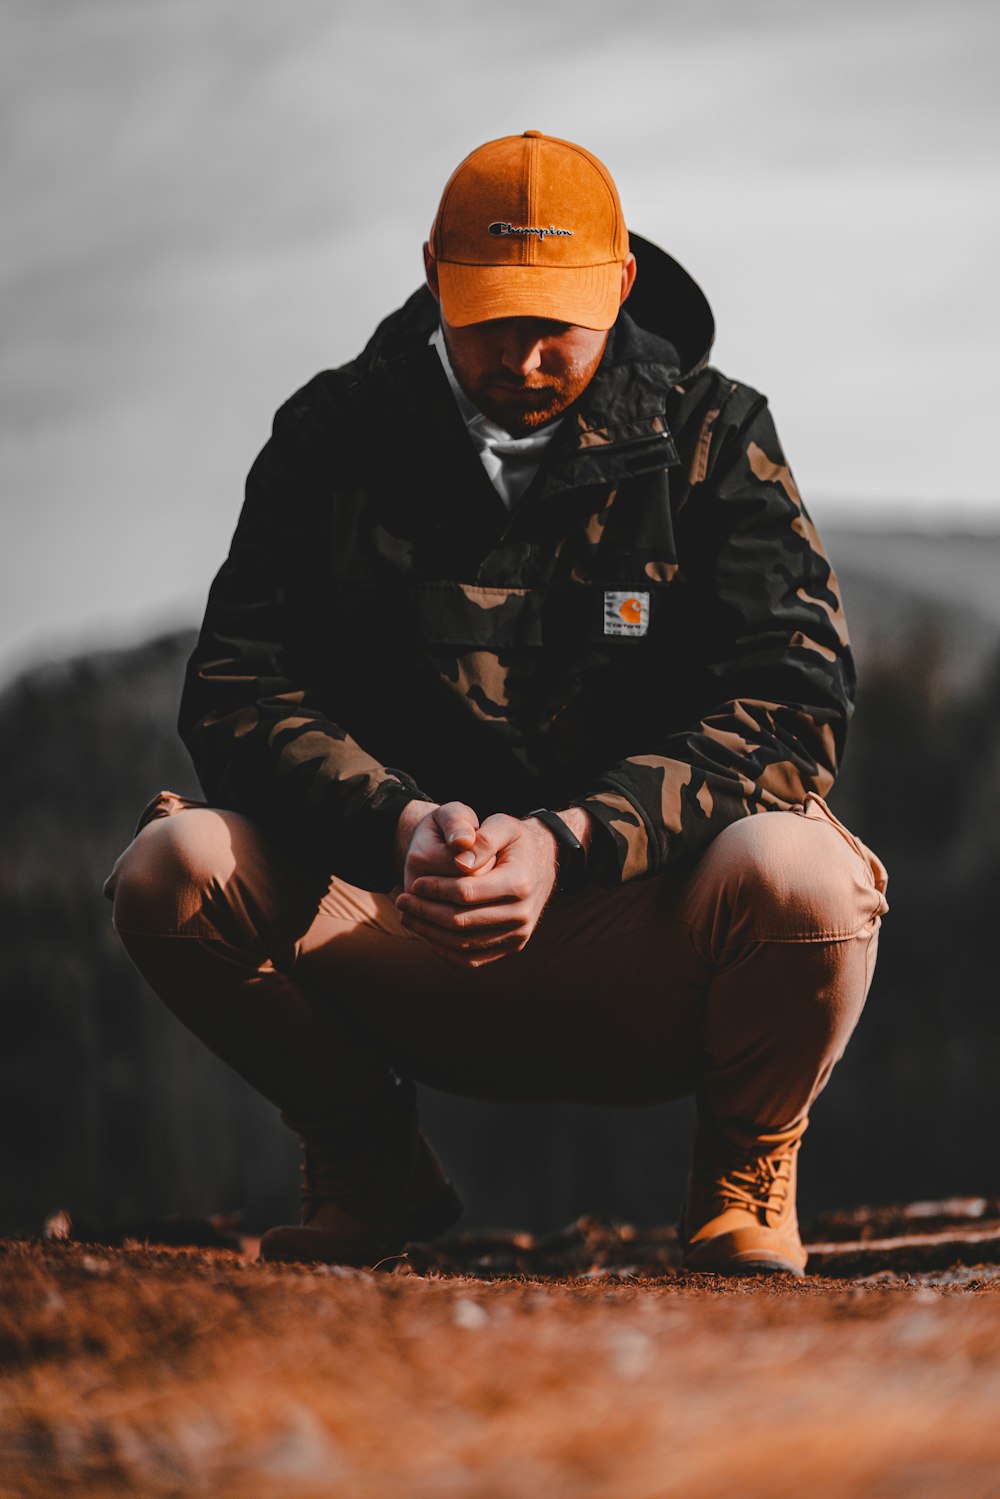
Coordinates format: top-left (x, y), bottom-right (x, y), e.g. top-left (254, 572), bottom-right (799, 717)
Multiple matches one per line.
top-left (681, 1121), bottom-right (808, 1277)
top-left (259, 1084), bottom-right (461, 1267)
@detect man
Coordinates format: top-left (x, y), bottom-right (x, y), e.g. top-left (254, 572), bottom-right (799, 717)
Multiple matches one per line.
top-left (107, 131), bottom-right (888, 1276)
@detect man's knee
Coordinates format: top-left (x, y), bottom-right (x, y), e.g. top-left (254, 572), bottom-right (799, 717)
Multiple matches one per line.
top-left (108, 809), bottom-right (240, 937)
top-left (687, 807), bottom-right (886, 949)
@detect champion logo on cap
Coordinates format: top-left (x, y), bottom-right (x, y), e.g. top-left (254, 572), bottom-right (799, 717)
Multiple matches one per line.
top-left (487, 222), bottom-right (574, 240)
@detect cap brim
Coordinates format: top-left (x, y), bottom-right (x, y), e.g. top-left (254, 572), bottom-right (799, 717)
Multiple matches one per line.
top-left (436, 260), bottom-right (624, 330)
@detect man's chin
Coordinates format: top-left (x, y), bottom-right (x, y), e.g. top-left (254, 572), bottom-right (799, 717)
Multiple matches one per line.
top-left (478, 393), bottom-right (566, 435)
top-left (500, 411), bottom-right (563, 435)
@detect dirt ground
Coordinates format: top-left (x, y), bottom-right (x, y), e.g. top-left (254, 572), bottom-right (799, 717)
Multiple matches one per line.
top-left (3, 1206), bottom-right (1000, 1499)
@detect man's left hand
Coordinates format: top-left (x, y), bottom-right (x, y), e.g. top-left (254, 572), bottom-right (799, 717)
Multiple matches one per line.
top-left (396, 812), bottom-right (564, 968)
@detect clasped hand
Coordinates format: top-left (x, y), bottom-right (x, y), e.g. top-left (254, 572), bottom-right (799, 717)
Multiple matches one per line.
top-left (395, 802), bottom-right (558, 969)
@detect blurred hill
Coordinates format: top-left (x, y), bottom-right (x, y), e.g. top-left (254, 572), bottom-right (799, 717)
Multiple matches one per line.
top-left (2, 530), bottom-right (999, 1236)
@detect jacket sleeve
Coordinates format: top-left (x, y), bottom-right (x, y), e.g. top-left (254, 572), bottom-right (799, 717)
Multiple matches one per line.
top-left (178, 388), bottom-right (432, 891)
top-left (577, 391), bottom-right (854, 885)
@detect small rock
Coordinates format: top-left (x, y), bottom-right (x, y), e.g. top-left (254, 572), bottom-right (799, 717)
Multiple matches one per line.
top-left (44, 1209), bottom-right (72, 1241)
top-left (452, 1298), bottom-right (488, 1330)
top-left (79, 1255), bottom-right (111, 1276)
top-left (607, 1327), bottom-right (655, 1378)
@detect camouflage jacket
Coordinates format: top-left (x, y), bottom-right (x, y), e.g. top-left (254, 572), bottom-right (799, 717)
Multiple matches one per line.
top-left (179, 235), bottom-right (853, 891)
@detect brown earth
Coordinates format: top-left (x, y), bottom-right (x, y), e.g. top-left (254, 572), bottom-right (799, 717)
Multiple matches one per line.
top-left (3, 1205), bottom-right (1000, 1499)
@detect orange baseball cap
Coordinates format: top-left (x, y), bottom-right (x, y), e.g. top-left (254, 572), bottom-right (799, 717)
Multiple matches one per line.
top-left (427, 130), bottom-right (630, 330)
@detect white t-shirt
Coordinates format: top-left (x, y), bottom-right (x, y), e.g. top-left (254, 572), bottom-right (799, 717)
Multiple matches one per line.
top-left (430, 325), bottom-right (565, 510)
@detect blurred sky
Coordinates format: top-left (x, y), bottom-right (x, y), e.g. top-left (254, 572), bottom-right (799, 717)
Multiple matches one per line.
top-left (3, 0), bottom-right (999, 683)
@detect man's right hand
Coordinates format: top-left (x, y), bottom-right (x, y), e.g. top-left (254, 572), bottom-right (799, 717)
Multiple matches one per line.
top-left (393, 801), bottom-right (496, 890)
top-left (396, 812), bottom-right (562, 968)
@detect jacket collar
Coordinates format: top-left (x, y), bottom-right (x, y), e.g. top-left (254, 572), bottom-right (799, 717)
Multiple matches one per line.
top-left (543, 310), bottom-right (682, 493)
top-left (362, 278), bottom-right (690, 490)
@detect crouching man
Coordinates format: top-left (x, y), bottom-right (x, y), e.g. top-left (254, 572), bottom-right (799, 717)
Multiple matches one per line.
top-left (106, 131), bottom-right (887, 1276)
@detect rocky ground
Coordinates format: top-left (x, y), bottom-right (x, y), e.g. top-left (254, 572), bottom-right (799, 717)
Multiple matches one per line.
top-left (2, 1202), bottom-right (1000, 1498)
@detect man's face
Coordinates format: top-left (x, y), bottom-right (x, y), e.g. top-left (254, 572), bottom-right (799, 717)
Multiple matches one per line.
top-left (440, 314), bottom-right (609, 435)
top-left (424, 247), bottom-right (636, 436)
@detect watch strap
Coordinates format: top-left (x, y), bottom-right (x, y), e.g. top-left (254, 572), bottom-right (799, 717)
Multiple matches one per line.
top-left (525, 808), bottom-right (588, 894)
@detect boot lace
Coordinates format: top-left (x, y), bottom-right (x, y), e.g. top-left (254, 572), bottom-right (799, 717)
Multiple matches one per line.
top-left (715, 1141), bottom-right (798, 1225)
top-left (301, 1143), bottom-right (354, 1208)
top-left (288, 1077), bottom-right (417, 1214)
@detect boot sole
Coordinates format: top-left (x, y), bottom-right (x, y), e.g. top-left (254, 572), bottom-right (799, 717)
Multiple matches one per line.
top-left (682, 1250), bottom-right (806, 1278)
top-left (259, 1180), bottom-right (463, 1267)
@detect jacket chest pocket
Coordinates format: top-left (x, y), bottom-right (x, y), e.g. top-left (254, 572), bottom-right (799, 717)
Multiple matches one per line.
top-left (411, 581), bottom-right (663, 651)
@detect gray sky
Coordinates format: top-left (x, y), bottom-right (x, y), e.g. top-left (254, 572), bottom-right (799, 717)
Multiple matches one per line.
top-left (3, 0), bottom-right (999, 683)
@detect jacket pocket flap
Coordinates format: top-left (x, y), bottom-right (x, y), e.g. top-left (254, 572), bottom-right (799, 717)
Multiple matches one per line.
top-left (412, 583), bottom-right (544, 648)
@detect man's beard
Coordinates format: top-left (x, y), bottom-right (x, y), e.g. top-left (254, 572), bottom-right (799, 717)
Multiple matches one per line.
top-left (445, 345), bottom-right (603, 436)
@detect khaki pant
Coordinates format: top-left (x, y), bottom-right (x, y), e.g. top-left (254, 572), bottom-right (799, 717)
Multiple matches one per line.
top-left (106, 791), bottom-right (887, 1147)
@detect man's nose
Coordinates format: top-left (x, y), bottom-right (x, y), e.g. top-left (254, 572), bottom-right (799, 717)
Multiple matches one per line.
top-left (500, 338), bottom-right (544, 377)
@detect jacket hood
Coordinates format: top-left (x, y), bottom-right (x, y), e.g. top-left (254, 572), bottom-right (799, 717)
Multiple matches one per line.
top-left (625, 232), bottom-right (715, 382)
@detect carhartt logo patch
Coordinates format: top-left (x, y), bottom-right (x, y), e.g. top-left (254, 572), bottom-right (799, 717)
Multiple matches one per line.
top-left (604, 591), bottom-right (649, 637)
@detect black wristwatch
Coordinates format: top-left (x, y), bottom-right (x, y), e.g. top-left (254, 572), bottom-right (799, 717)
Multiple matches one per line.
top-left (525, 808), bottom-right (588, 894)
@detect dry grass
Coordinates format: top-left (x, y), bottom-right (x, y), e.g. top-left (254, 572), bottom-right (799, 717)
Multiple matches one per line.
top-left (2, 1236), bottom-right (1000, 1498)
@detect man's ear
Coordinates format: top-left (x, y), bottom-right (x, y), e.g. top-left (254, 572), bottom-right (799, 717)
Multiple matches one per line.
top-left (619, 252), bottom-right (637, 308)
top-left (423, 243), bottom-right (440, 303)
